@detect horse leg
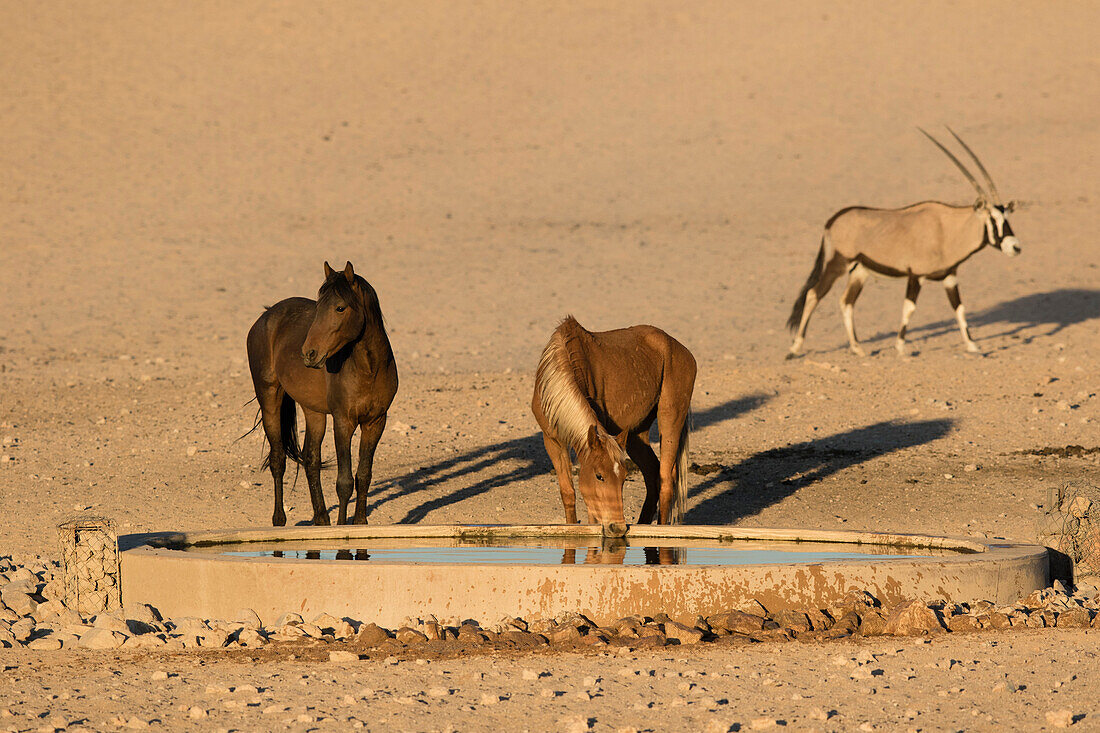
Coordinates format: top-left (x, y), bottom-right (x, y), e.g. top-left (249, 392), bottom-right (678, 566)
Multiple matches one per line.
top-left (656, 391), bottom-right (693, 525)
top-left (352, 415), bottom-right (387, 524)
top-left (542, 433), bottom-right (578, 523)
top-left (258, 388), bottom-right (288, 527)
top-left (302, 407), bottom-right (328, 525)
top-left (331, 415), bottom-right (355, 525)
top-left (626, 431), bottom-right (662, 524)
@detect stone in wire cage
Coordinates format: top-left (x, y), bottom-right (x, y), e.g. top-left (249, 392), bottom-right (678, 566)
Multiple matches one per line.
top-left (1038, 481), bottom-right (1100, 578)
top-left (57, 516), bottom-right (122, 615)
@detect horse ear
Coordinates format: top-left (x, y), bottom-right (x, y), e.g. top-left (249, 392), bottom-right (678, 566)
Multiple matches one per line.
top-left (586, 425), bottom-right (601, 452)
top-left (614, 432), bottom-right (628, 450)
top-left (343, 261), bottom-right (355, 285)
top-left (323, 261), bottom-right (335, 279)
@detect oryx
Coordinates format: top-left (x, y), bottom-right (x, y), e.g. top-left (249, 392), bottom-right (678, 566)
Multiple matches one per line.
top-left (786, 128), bottom-right (1020, 358)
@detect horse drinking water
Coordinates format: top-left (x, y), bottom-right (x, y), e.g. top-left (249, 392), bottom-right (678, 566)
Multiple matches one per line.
top-left (532, 317), bottom-right (696, 536)
top-left (246, 261), bottom-right (398, 526)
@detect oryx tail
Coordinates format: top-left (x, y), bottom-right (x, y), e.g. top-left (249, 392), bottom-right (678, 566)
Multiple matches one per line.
top-left (787, 238), bottom-right (826, 332)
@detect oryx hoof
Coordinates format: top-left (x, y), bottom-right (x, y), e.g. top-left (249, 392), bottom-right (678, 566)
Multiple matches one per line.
top-left (965, 342), bottom-right (982, 354)
top-left (849, 345), bottom-right (867, 358)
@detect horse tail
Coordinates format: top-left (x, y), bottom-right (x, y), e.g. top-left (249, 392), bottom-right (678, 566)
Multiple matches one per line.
top-left (261, 393), bottom-right (305, 469)
top-left (787, 237), bottom-right (826, 332)
top-left (672, 413), bottom-right (691, 524)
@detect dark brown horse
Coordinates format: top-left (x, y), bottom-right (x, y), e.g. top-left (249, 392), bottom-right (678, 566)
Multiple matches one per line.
top-left (532, 317), bottom-right (696, 536)
top-left (246, 261), bottom-right (398, 526)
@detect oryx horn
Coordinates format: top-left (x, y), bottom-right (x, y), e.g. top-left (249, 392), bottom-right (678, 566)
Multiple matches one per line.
top-left (917, 127), bottom-right (987, 201)
top-left (944, 125), bottom-right (1002, 205)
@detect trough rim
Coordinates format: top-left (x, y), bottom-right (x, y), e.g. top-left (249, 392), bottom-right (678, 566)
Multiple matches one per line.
top-left (118, 524), bottom-right (1042, 569)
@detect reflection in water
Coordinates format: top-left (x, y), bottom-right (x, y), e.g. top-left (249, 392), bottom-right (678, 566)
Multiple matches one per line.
top-left (560, 546), bottom-right (683, 565)
top-left (204, 540), bottom-right (941, 565)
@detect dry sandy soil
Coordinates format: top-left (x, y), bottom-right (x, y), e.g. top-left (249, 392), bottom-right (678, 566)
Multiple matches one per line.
top-left (2, 1), bottom-right (1099, 730)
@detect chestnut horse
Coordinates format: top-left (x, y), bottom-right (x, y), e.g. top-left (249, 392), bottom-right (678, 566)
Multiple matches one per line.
top-left (246, 261), bottom-right (398, 526)
top-left (532, 316), bottom-right (696, 536)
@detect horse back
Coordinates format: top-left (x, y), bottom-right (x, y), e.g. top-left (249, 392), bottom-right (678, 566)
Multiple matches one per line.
top-left (586, 324), bottom-right (696, 432)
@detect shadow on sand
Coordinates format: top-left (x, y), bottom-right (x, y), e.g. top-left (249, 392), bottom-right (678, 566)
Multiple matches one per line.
top-left (866, 287), bottom-right (1100, 348)
top-left (361, 393), bottom-right (772, 523)
top-left (683, 418), bottom-right (954, 525)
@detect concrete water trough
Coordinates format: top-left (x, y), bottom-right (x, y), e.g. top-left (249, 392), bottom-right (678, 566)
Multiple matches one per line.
top-left (118, 525), bottom-right (1049, 627)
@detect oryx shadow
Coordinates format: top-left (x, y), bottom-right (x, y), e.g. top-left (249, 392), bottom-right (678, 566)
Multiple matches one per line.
top-left (363, 394), bottom-right (770, 524)
top-left (683, 418), bottom-right (954, 525)
top-left (866, 288), bottom-right (1100, 347)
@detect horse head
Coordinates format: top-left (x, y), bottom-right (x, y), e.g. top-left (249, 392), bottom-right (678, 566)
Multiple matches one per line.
top-left (302, 261), bottom-right (367, 369)
top-left (576, 424), bottom-right (629, 536)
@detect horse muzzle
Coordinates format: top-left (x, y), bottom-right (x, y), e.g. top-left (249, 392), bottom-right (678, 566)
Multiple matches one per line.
top-left (302, 349), bottom-right (327, 369)
top-left (1000, 236), bottom-right (1021, 257)
top-left (602, 521), bottom-right (628, 538)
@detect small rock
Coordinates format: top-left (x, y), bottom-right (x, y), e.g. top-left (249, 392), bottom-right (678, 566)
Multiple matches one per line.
top-left (329, 650), bottom-right (359, 663)
top-left (707, 610), bottom-right (775, 635)
top-left (187, 707), bottom-right (207, 719)
top-left (883, 601), bottom-right (945, 636)
top-left (27, 635), bottom-right (62, 651)
top-left (1, 589), bottom-right (37, 616)
top-left (750, 718), bottom-right (777, 730)
top-left (964, 463), bottom-right (979, 472)
top-left (78, 628), bottom-right (125, 649)
top-left (355, 622), bottom-right (392, 646)
top-left (662, 620), bottom-right (704, 645)
top-left (547, 624), bottom-right (583, 644)
top-left (93, 613), bottom-right (131, 635)
top-left (124, 717), bottom-right (149, 729)
top-left (1046, 710), bottom-right (1075, 728)
top-left (237, 628), bottom-right (266, 647)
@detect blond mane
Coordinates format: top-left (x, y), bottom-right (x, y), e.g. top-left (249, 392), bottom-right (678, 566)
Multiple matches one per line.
top-left (534, 319), bottom-right (624, 463)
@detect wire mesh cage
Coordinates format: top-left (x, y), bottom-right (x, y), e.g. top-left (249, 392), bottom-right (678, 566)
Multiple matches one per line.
top-left (1038, 480), bottom-right (1100, 579)
top-left (57, 515), bottom-right (122, 615)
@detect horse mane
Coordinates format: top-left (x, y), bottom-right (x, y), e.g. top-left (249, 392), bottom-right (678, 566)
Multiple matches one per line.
top-left (319, 273), bottom-right (385, 326)
top-left (535, 317), bottom-right (624, 462)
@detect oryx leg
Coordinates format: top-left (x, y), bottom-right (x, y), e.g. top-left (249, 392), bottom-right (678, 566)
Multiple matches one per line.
top-left (944, 272), bottom-right (980, 352)
top-left (840, 263), bottom-right (870, 357)
top-left (895, 275), bottom-right (922, 355)
top-left (789, 256), bottom-right (848, 357)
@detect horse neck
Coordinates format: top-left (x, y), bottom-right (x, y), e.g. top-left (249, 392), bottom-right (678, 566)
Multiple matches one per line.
top-left (337, 295), bottom-right (391, 374)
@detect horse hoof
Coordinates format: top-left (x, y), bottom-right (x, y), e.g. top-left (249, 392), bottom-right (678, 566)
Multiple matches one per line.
top-left (272, 514), bottom-right (287, 527)
top-left (313, 515), bottom-right (331, 526)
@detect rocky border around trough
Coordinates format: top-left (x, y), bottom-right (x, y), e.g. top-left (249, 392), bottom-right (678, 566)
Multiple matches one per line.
top-left (2, 555), bottom-right (1098, 654)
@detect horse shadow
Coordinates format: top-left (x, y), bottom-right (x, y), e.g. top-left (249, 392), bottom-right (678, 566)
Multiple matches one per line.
top-left (867, 288), bottom-right (1100, 347)
top-left (684, 418), bottom-right (954, 525)
top-left (362, 393), bottom-right (771, 523)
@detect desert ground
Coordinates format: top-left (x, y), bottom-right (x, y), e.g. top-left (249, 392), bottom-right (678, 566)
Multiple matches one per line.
top-left (2, 1), bottom-right (1099, 730)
